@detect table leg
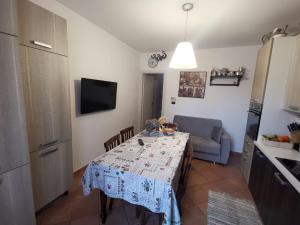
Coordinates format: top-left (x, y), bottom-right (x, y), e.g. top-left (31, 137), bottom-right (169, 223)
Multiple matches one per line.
top-left (100, 190), bottom-right (107, 224)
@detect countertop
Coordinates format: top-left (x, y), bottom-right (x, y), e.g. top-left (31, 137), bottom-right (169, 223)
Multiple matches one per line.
top-left (254, 137), bottom-right (300, 194)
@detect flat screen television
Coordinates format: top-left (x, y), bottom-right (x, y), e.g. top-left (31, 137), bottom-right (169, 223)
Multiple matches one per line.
top-left (80, 78), bottom-right (117, 114)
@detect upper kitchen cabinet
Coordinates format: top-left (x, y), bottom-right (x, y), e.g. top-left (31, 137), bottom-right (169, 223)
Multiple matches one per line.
top-left (17, 0), bottom-right (68, 56)
top-left (251, 39), bottom-right (273, 104)
top-left (0, 0), bottom-right (18, 36)
top-left (284, 35), bottom-right (300, 113)
top-left (0, 33), bottom-right (29, 175)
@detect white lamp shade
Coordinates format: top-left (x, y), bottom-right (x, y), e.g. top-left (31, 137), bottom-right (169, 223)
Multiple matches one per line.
top-left (169, 41), bottom-right (198, 69)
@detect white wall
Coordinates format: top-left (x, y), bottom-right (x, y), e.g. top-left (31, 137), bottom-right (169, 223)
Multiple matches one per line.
top-left (140, 46), bottom-right (259, 152)
top-left (30, 0), bottom-right (140, 171)
top-left (259, 37), bottom-right (300, 136)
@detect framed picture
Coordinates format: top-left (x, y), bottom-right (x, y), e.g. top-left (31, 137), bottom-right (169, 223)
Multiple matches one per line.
top-left (178, 71), bottom-right (207, 98)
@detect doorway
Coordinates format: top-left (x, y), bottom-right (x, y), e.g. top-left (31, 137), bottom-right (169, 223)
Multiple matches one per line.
top-left (141, 73), bottom-right (164, 129)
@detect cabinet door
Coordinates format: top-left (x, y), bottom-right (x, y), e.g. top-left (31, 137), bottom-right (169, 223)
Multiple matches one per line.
top-left (30, 141), bottom-right (73, 210)
top-left (54, 15), bottom-right (68, 56)
top-left (248, 147), bottom-right (268, 212)
top-left (20, 47), bottom-right (71, 151)
top-left (251, 39), bottom-right (273, 103)
top-left (0, 33), bottom-right (29, 174)
top-left (263, 169), bottom-right (300, 225)
top-left (17, 0), bottom-right (55, 52)
top-left (0, 164), bottom-right (36, 225)
top-left (0, 0), bottom-right (18, 35)
top-left (285, 35), bottom-right (300, 113)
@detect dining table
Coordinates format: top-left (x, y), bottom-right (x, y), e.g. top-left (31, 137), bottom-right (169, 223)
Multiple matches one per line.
top-left (81, 131), bottom-right (190, 225)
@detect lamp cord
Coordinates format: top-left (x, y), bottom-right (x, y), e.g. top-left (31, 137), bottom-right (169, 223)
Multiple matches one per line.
top-left (184, 10), bottom-right (189, 41)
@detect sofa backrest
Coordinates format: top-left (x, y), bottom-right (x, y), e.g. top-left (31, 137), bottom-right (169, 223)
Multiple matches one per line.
top-left (173, 115), bottom-right (222, 139)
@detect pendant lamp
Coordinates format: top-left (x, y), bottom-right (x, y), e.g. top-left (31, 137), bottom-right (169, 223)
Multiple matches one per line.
top-left (169, 3), bottom-right (197, 69)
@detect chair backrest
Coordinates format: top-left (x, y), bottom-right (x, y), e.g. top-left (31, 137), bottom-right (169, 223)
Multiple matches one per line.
top-left (173, 115), bottom-right (222, 139)
top-left (177, 140), bottom-right (193, 197)
top-left (104, 134), bottom-right (121, 152)
top-left (120, 126), bottom-right (134, 143)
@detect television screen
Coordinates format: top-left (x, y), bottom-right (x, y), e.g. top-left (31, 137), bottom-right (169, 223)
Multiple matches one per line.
top-left (80, 78), bottom-right (117, 114)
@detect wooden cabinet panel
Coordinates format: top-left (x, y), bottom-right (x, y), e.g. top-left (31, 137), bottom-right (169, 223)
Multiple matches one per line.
top-left (20, 46), bottom-right (71, 151)
top-left (30, 141), bottom-right (73, 210)
top-left (241, 136), bottom-right (254, 184)
top-left (17, 0), bottom-right (55, 52)
top-left (17, 0), bottom-right (68, 56)
top-left (54, 15), bottom-right (68, 56)
top-left (251, 39), bottom-right (273, 103)
top-left (0, 164), bottom-right (36, 225)
top-left (284, 35), bottom-right (300, 113)
top-left (0, 33), bottom-right (29, 174)
top-left (0, 0), bottom-right (18, 36)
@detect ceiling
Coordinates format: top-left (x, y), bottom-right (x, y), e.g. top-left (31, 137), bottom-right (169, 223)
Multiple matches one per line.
top-left (58, 0), bottom-right (300, 52)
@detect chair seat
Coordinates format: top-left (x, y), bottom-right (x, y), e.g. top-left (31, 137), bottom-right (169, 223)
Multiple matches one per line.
top-left (192, 136), bottom-right (220, 155)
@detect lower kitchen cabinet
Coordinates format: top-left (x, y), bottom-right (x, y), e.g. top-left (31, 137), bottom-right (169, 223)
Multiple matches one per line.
top-left (30, 141), bottom-right (73, 210)
top-left (249, 147), bottom-right (300, 225)
top-left (0, 164), bottom-right (36, 225)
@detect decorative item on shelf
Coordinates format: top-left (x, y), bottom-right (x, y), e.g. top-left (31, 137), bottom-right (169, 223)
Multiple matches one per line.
top-left (148, 51), bottom-right (167, 68)
top-left (287, 122), bottom-right (300, 151)
top-left (144, 119), bottom-right (162, 137)
top-left (210, 67), bottom-right (245, 86)
top-left (261, 25), bottom-right (288, 44)
top-left (178, 71), bottom-right (207, 98)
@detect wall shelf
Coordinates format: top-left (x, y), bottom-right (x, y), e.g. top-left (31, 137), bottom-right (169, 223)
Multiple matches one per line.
top-left (210, 75), bottom-right (243, 86)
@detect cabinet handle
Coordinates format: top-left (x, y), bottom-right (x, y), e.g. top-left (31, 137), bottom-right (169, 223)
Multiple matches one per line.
top-left (274, 172), bottom-right (289, 186)
top-left (39, 148), bottom-right (58, 157)
top-left (39, 140), bottom-right (59, 149)
top-left (288, 105), bottom-right (299, 111)
top-left (255, 150), bottom-right (265, 159)
top-left (31, 40), bottom-right (52, 49)
top-left (0, 177), bottom-right (3, 185)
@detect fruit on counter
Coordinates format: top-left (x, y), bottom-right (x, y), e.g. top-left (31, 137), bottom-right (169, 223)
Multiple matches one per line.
top-left (262, 135), bottom-right (290, 142)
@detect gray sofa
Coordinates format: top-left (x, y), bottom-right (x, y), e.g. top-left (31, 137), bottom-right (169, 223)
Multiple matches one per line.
top-left (173, 115), bottom-right (231, 164)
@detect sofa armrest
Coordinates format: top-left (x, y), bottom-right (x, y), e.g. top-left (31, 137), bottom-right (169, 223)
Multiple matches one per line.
top-left (220, 130), bottom-right (231, 164)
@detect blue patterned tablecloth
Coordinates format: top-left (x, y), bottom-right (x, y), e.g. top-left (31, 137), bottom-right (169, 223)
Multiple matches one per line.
top-left (82, 132), bottom-right (190, 225)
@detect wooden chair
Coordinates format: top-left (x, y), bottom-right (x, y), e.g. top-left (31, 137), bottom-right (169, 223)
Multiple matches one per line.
top-left (104, 134), bottom-right (121, 152)
top-left (103, 134), bottom-right (121, 211)
top-left (139, 140), bottom-right (193, 224)
top-left (120, 126), bottom-right (134, 143)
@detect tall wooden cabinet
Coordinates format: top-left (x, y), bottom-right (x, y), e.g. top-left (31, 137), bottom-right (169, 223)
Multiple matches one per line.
top-left (0, 1), bottom-right (36, 225)
top-left (17, 0), bottom-right (73, 211)
top-left (284, 35), bottom-right (300, 113)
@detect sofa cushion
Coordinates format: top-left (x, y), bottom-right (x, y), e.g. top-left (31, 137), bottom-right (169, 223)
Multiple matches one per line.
top-left (174, 115), bottom-right (222, 139)
top-left (211, 126), bottom-right (223, 143)
top-left (192, 136), bottom-right (221, 155)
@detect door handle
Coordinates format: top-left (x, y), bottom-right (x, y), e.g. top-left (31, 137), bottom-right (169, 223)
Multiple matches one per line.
top-left (255, 150), bottom-right (265, 159)
top-left (31, 40), bottom-right (52, 49)
top-left (274, 172), bottom-right (289, 186)
top-left (39, 140), bottom-right (59, 149)
top-left (39, 148), bottom-right (58, 157)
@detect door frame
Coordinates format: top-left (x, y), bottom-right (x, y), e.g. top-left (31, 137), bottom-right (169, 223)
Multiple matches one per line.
top-left (139, 72), bottom-right (165, 131)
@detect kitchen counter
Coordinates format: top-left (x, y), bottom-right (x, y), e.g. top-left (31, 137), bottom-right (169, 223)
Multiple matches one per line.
top-left (255, 137), bottom-right (300, 194)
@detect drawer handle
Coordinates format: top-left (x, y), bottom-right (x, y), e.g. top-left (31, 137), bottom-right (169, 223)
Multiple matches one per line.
top-left (288, 105), bottom-right (299, 111)
top-left (255, 150), bottom-right (265, 159)
top-left (31, 40), bottom-right (52, 49)
top-left (39, 140), bottom-right (59, 148)
top-left (274, 172), bottom-right (289, 186)
top-left (39, 148), bottom-right (58, 157)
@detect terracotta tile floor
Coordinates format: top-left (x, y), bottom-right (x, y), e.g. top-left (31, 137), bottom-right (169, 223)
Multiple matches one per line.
top-left (36, 155), bottom-right (253, 225)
